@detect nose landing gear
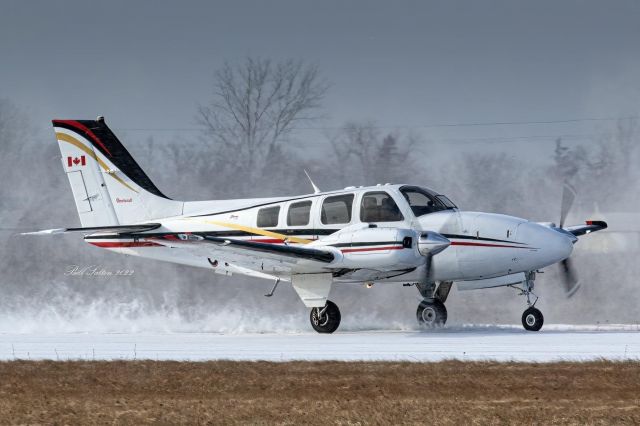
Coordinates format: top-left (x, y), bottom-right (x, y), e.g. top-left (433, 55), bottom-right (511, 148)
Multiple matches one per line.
top-left (522, 306), bottom-right (544, 331)
top-left (512, 272), bottom-right (544, 331)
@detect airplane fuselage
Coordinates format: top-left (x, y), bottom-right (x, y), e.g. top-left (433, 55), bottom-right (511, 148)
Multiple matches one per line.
top-left (84, 184), bottom-right (573, 285)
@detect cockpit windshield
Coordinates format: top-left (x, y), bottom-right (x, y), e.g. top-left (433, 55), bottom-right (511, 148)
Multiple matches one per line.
top-left (400, 186), bottom-right (457, 217)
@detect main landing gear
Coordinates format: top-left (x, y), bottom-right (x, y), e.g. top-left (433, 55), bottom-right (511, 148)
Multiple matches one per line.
top-left (310, 300), bottom-right (341, 333)
top-left (514, 272), bottom-right (544, 332)
top-left (415, 281), bottom-right (452, 329)
top-left (416, 299), bottom-right (447, 328)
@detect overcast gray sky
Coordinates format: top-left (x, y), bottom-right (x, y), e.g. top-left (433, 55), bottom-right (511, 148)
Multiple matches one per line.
top-left (1, 0), bottom-right (639, 152)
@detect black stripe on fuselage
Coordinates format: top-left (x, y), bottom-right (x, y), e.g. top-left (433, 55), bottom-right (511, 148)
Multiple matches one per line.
top-left (442, 233), bottom-right (526, 245)
top-left (331, 241), bottom-right (403, 248)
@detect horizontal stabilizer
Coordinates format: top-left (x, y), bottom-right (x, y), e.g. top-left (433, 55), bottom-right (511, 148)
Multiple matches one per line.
top-left (21, 223), bottom-right (162, 236)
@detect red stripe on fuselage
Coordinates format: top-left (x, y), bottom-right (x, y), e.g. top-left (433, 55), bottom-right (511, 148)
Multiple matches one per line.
top-left (89, 241), bottom-right (163, 248)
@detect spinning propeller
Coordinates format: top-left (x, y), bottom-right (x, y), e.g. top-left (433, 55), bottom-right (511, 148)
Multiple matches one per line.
top-left (557, 182), bottom-right (580, 298)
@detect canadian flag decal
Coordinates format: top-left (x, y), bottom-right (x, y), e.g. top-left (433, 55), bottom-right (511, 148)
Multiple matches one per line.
top-left (67, 156), bottom-right (86, 167)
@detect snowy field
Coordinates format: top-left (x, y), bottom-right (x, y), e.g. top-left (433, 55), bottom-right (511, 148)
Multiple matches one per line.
top-left (1, 324), bottom-right (639, 362)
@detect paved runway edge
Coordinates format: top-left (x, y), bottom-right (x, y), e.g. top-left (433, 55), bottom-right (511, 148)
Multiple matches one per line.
top-left (1, 325), bottom-right (639, 362)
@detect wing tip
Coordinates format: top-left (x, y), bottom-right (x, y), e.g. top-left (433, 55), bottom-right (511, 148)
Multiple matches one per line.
top-left (21, 228), bottom-right (67, 236)
top-left (585, 220), bottom-right (608, 229)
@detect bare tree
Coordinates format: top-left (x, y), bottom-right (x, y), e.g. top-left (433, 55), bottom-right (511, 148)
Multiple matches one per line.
top-left (197, 58), bottom-right (328, 195)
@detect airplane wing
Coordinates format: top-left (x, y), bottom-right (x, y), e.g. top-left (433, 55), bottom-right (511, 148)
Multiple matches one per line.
top-left (22, 223), bottom-right (162, 235)
top-left (148, 233), bottom-right (335, 264)
top-left (91, 232), bottom-right (338, 278)
top-left (564, 220), bottom-right (608, 237)
top-left (139, 233), bottom-right (418, 282)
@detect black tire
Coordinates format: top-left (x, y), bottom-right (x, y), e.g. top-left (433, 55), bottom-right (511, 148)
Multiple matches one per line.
top-left (522, 307), bottom-right (544, 331)
top-left (310, 300), bottom-right (341, 333)
top-left (416, 299), bottom-right (447, 329)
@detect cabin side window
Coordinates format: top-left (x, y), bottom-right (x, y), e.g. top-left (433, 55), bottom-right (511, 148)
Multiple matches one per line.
top-left (257, 206), bottom-right (280, 228)
top-left (360, 191), bottom-right (404, 222)
top-left (321, 194), bottom-right (354, 225)
top-left (287, 201), bottom-right (312, 226)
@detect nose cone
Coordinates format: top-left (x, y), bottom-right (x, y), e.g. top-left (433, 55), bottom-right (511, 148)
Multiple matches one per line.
top-left (418, 232), bottom-right (451, 256)
top-left (517, 222), bottom-right (574, 268)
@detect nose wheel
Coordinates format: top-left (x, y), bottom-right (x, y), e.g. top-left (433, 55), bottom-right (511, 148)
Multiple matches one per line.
top-left (522, 307), bottom-right (544, 331)
top-left (310, 300), bottom-right (341, 333)
top-left (416, 299), bottom-right (447, 328)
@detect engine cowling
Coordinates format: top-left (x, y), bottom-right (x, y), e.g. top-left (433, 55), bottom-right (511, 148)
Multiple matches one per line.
top-left (319, 224), bottom-right (424, 270)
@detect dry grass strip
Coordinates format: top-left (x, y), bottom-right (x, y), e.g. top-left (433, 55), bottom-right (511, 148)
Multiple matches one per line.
top-left (0, 360), bottom-right (639, 425)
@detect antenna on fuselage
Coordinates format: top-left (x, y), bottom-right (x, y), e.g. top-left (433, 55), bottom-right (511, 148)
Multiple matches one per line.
top-left (304, 170), bottom-right (321, 194)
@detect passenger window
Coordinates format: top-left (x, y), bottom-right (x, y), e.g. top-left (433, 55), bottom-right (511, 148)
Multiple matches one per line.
top-left (360, 192), bottom-right (404, 222)
top-left (287, 201), bottom-right (312, 226)
top-left (321, 194), bottom-right (354, 225)
top-left (257, 206), bottom-right (280, 228)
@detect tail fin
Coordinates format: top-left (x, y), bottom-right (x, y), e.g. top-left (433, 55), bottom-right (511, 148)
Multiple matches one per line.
top-left (53, 117), bottom-right (183, 226)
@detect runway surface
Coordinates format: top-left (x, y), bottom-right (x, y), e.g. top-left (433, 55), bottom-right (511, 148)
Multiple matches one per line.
top-left (1, 324), bottom-right (639, 362)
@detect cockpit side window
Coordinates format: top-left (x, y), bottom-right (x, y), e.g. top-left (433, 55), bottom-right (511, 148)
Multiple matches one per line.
top-left (360, 191), bottom-right (404, 222)
top-left (400, 186), bottom-right (456, 217)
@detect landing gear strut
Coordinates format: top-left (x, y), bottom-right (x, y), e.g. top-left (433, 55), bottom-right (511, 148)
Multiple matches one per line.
top-left (310, 300), bottom-right (341, 334)
top-left (513, 272), bottom-right (544, 332)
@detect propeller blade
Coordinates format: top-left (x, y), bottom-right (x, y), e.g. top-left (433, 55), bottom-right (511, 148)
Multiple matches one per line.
top-left (559, 182), bottom-right (577, 228)
top-left (560, 258), bottom-right (581, 298)
top-left (424, 255), bottom-right (433, 283)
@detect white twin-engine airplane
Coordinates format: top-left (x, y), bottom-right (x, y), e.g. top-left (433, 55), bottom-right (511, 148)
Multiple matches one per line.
top-left (26, 117), bottom-right (607, 333)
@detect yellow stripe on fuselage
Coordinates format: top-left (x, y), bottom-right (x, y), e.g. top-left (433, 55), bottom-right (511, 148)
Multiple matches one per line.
top-left (191, 219), bottom-right (313, 244)
top-left (55, 132), bottom-right (138, 193)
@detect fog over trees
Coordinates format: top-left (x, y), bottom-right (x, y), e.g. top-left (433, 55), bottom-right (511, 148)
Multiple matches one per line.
top-left (0, 58), bottom-right (639, 332)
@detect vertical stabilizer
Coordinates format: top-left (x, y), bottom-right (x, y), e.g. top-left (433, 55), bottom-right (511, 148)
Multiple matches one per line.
top-left (52, 117), bottom-right (183, 226)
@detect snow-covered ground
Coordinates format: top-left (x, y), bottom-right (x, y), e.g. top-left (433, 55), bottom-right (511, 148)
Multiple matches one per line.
top-left (1, 324), bottom-right (639, 362)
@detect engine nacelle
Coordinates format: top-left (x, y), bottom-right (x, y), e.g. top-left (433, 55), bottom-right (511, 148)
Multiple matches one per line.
top-left (318, 224), bottom-right (424, 270)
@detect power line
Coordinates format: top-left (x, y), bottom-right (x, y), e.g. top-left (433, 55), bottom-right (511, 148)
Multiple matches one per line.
top-left (117, 133), bottom-right (596, 145)
top-left (115, 115), bottom-right (639, 132)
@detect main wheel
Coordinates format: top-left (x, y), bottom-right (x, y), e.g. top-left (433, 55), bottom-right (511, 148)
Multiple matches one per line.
top-left (521, 307), bottom-right (544, 331)
top-left (416, 299), bottom-right (447, 329)
top-left (310, 300), bottom-right (341, 334)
